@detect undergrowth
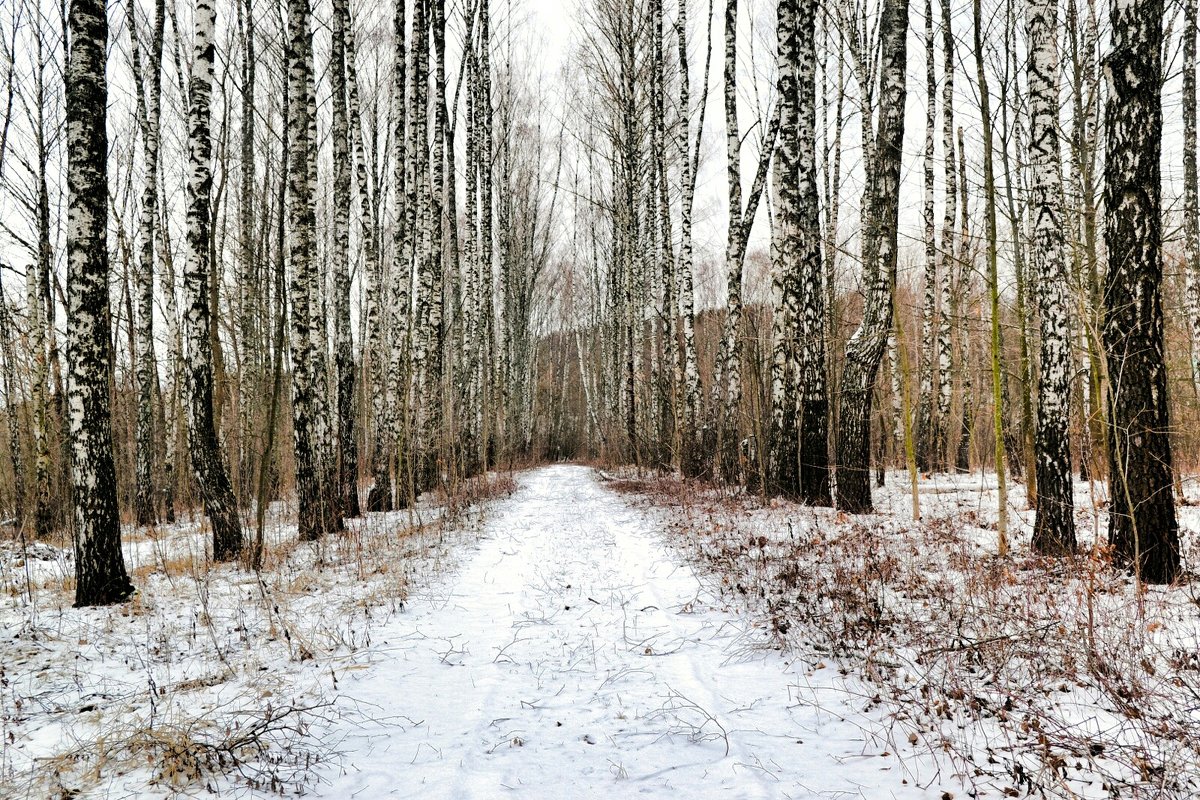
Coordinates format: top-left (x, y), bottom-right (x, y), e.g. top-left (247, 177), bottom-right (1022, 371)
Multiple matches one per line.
top-left (614, 472), bottom-right (1200, 799)
top-left (0, 471), bottom-right (514, 798)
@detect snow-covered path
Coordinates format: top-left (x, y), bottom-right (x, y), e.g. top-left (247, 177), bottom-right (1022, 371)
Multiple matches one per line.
top-left (317, 465), bottom-right (927, 799)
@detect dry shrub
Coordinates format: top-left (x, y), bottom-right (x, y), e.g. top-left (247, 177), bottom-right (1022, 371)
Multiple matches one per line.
top-left (642, 476), bottom-right (1200, 799)
top-left (436, 471), bottom-right (518, 520)
top-left (33, 698), bottom-right (336, 798)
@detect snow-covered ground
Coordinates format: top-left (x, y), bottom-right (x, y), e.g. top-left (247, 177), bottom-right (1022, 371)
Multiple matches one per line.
top-left (5, 463), bottom-right (1195, 798)
top-left (2, 466), bottom-right (955, 798)
top-left (314, 464), bottom-right (936, 799)
top-left (630, 468), bottom-right (1200, 800)
top-left (0, 489), bottom-right (473, 798)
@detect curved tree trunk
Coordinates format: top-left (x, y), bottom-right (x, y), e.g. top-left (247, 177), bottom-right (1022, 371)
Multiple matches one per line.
top-left (835, 0), bottom-right (909, 513)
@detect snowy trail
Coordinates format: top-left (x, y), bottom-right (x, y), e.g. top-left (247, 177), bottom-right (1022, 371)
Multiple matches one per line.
top-left (316, 465), bottom-right (925, 799)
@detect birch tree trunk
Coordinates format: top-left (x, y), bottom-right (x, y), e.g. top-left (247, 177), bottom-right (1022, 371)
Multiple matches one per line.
top-left (771, 0), bottom-right (829, 504)
top-left (427, 0), bottom-right (448, 479)
top-left (653, 0), bottom-right (677, 472)
top-left (409, 0), bottom-right (434, 489)
top-left (835, 0), bottom-right (908, 513)
top-left (0, 284), bottom-right (23, 530)
top-left (822, 32), bottom-right (845, 447)
top-left (715, 0), bottom-right (778, 481)
top-left (716, 0), bottom-right (743, 481)
top-left (235, 0), bottom-right (257, 497)
top-left (1028, 0), bottom-right (1075, 554)
top-left (676, 0), bottom-right (708, 478)
top-left (184, 0), bottom-right (244, 561)
top-left (301, 13), bottom-right (340, 530)
top-left (954, 127), bottom-right (973, 474)
top-left (974, 0), bottom-right (1008, 554)
top-left (371, 0), bottom-right (410, 512)
top-left (390, 0), bottom-right (417, 507)
top-left (345, 0), bottom-right (389, 511)
top-left (1103, 0), bottom-right (1180, 583)
top-left (771, 0), bottom-right (802, 497)
top-left (916, 0), bottom-right (936, 473)
top-left (66, 0), bottom-right (134, 605)
top-left (288, 0), bottom-right (332, 539)
top-left (997, 12), bottom-right (1036, 498)
top-left (794, 0), bottom-right (829, 505)
top-left (331, 0), bottom-right (361, 518)
top-left (480, 0), bottom-right (500, 465)
top-left (1184, 0), bottom-right (1200, 399)
top-left (27, 21), bottom-right (55, 538)
top-left (933, 0), bottom-right (956, 473)
top-left (159, 198), bottom-right (183, 522)
top-left (130, 0), bottom-right (166, 527)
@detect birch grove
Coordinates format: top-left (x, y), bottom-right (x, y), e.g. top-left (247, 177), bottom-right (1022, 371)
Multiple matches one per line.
top-left (2, 0), bottom-right (1199, 610)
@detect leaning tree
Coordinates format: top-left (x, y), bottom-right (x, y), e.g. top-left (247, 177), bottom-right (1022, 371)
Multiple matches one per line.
top-left (834, 0), bottom-right (909, 512)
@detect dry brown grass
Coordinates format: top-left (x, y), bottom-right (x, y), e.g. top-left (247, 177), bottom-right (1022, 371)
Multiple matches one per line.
top-left (130, 553), bottom-right (200, 582)
top-left (627, 474), bottom-right (1200, 799)
top-left (33, 696), bottom-right (336, 798)
top-left (1, 470), bottom-right (512, 799)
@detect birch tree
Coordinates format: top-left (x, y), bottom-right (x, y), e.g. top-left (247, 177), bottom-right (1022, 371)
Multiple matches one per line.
top-left (916, 0), bottom-right (936, 473)
top-left (835, 0), bottom-right (908, 513)
top-left (1028, 0), bottom-right (1075, 553)
top-left (129, 0), bottom-right (166, 527)
top-left (288, 0), bottom-right (332, 539)
top-left (1064, 0), bottom-right (1103, 481)
top-left (1103, 0), bottom-right (1180, 583)
top-left (235, 0), bottom-right (258, 496)
top-left (714, 0), bottom-right (778, 481)
top-left (349, 0), bottom-right (393, 514)
top-left (933, 0), bottom-right (956, 472)
top-left (331, 0), bottom-right (360, 518)
top-left (66, 0), bottom-right (134, 605)
top-left (675, 0), bottom-right (709, 478)
top-left (973, 0), bottom-right (1008, 553)
top-left (771, 0), bottom-right (829, 504)
top-left (1184, 0), bottom-right (1200, 399)
top-left (184, 0), bottom-right (243, 560)
top-left (0, 272), bottom-right (22, 530)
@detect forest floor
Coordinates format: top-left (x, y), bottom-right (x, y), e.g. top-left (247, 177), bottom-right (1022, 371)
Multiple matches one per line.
top-left (1, 464), bottom-right (1197, 798)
